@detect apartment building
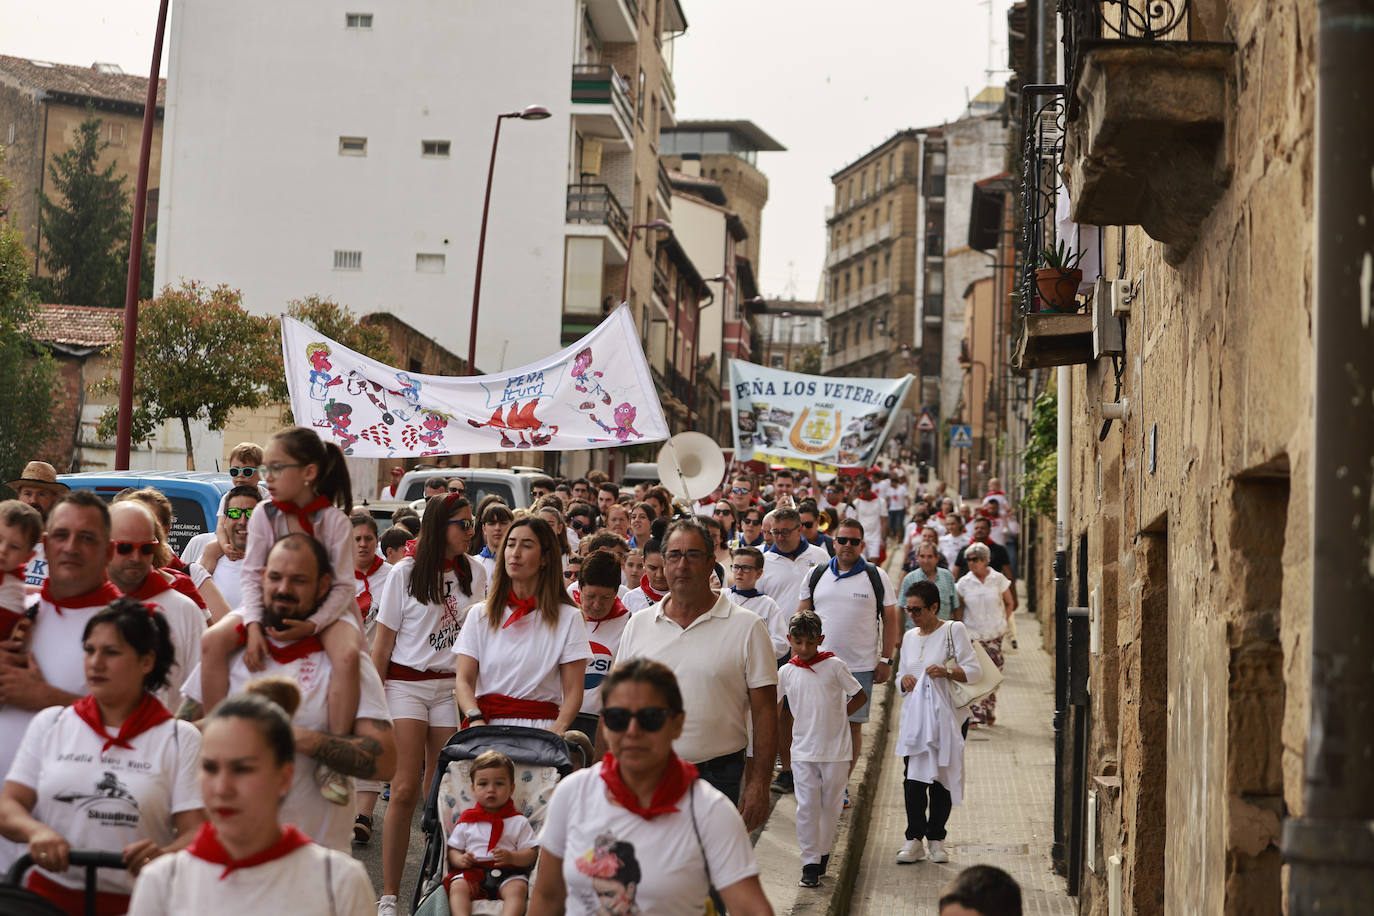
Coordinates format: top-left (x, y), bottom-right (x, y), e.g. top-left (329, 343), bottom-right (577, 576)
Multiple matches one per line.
top-left (757, 301), bottom-right (823, 373)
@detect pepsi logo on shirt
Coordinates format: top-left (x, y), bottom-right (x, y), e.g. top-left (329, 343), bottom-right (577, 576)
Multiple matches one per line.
top-left (584, 641), bottom-right (614, 691)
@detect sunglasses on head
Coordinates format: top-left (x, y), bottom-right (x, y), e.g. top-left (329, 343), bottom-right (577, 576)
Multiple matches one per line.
top-left (227, 466), bottom-right (257, 478)
top-left (114, 540), bottom-right (158, 556)
top-left (601, 706), bottom-right (672, 733)
top-left (834, 536), bottom-right (863, 546)
top-left (224, 506), bottom-right (254, 520)
top-left (448, 518), bottom-right (474, 531)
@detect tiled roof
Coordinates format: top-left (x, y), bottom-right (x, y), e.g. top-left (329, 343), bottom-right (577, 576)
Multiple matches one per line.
top-left (27, 304), bottom-right (121, 349)
top-left (0, 55), bottom-right (165, 108)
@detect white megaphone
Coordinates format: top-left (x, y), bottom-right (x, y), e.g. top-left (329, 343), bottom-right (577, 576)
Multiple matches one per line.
top-left (656, 432), bottom-right (727, 504)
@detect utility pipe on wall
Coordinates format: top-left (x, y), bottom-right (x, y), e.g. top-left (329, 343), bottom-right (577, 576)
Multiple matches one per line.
top-left (1052, 363), bottom-right (1071, 871)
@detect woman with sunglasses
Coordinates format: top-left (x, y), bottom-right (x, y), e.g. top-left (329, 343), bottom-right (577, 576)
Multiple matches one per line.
top-left (734, 509), bottom-right (765, 549)
top-left (371, 493), bottom-right (487, 907)
top-left (711, 501), bottom-right (738, 546)
top-left (529, 658), bottom-right (772, 916)
top-left (454, 517), bottom-right (591, 735)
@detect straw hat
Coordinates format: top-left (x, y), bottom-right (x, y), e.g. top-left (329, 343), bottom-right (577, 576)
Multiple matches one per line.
top-left (6, 460), bottom-right (70, 494)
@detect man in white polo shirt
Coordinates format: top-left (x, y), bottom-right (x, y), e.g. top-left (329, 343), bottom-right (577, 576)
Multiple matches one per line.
top-left (799, 518), bottom-right (899, 774)
top-left (179, 533), bottom-right (397, 852)
top-left (615, 518), bottom-right (777, 832)
top-left (107, 501), bottom-right (207, 716)
top-left (755, 508), bottom-right (830, 616)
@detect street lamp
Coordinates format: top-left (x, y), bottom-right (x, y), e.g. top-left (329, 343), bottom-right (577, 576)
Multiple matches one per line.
top-left (466, 104), bottom-right (551, 380)
top-left (619, 220), bottom-right (672, 306)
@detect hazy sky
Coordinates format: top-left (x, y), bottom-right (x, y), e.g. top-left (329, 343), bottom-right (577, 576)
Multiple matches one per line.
top-left (5, 0), bottom-right (1011, 301)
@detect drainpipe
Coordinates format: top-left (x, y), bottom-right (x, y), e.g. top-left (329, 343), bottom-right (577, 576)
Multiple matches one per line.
top-left (1052, 363), bottom-right (1071, 871)
top-left (1281, 0), bottom-right (1374, 908)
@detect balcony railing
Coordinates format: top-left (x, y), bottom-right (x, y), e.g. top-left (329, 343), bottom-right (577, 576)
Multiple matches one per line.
top-left (657, 160), bottom-right (673, 209)
top-left (1061, 0), bottom-right (1190, 109)
top-left (566, 183), bottom-right (629, 246)
top-left (1017, 85), bottom-right (1068, 315)
top-left (924, 173), bottom-right (946, 198)
top-left (571, 64), bottom-right (634, 135)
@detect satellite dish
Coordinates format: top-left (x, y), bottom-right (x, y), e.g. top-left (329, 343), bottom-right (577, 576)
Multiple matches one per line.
top-left (656, 432), bottom-right (727, 503)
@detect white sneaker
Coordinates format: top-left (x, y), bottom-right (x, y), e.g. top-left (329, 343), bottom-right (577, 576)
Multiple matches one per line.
top-left (928, 839), bottom-right (949, 863)
top-left (896, 838), bottom-right (926, 863)
top-left (377, 895), bottom-right (398, 916)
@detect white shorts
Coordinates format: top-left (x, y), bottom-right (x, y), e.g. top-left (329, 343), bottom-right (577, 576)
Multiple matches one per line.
top-left (488, 717), bottom-right (555, 730)
top-left (385, 677), bottom-right (457, 728)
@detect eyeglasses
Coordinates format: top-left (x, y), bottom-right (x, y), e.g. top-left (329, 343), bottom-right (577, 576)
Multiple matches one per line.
top-left (259, 463), bottom-right (304, 477)
top-left (224, 506), bottom-right (254, 520)
top-left (448, 518), bottom-right (474, 531)
top-left (772, 527), bottom-right (798, 538)
top-left (834, 536), bottom-right (863, 546)
top-left (601, 706), bottom-right (672, 733)
top-left (227, 467), bottom-right (257, 478)
top-left (801, 520), bottom-right (816, 528)
top-left (563, 569), bottom-right (578, 580)
top-left (663, 549), bottom-right (708, 565)
top-left (906, 603), bottom-right (929, 614)
top-left (713, 508), bottom-right (733, 516)
top-left (570, 520), bottom-right (590, 534)
top-left (114, 540), bottom-right (158, 556)
top-left (730, 564), bottom-right (759, 573)
top-left (447, 487), bottom-right (464, 494)
top-left (730, 487), bottom-right (751, 495)
top-left (742, 517), bottom-right (762, 526)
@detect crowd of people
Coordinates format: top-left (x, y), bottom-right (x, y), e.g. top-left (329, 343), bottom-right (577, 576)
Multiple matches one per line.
top-left (0, 446), bottom-right (1025, 915)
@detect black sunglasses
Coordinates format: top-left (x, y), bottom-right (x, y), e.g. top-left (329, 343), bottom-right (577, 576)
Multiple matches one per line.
top-left (114, 540), bottom-right (158, 556)
top-left (834, 536), bottom-right (863, 546)
top-left (601, 706), bottom-right (672, 733)
top-left (447, 518), bottom-right (475, 531)
top-left (570, 520), bottom-right (590, 533)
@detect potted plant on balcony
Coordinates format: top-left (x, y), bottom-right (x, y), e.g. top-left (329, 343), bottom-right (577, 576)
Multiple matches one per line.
top-left (1036, 242), bottom-right (1085, 312)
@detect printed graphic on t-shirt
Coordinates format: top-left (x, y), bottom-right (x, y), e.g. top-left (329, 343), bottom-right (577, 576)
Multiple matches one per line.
top-left (54, 769), bottom-right (140, 828)
top-left (429, 577), bottom-right (467, 652)
top-left (574, 832), bottom-right (642, 914)
top-left (585, 640), bottom-right (614, 692)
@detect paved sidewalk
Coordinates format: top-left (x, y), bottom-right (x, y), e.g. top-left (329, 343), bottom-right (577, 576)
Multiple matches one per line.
top-left (850, 611), bottom-right (1072, 915)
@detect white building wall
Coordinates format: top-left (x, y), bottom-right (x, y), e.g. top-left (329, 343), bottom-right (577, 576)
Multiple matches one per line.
top-left (156, 0), bottom-right (578, 376)
top-left (669, 194), bottom-right (727, 372)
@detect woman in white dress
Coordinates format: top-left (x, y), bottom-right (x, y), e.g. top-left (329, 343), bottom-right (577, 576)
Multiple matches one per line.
top-left (127, 683), bottom-right (373, 915)
top-left (953, 542), bottom-right (1012, 725)
top-left (893, 580), bottom-right (980, 866)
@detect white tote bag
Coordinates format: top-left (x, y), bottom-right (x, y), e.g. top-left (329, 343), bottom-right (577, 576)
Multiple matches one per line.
top-left (944, 625), bottom-right (1004, 709)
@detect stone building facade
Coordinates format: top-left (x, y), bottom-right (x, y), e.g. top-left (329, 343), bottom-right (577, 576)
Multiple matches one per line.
top-left (1009, 0), bottom-right (1320, 913)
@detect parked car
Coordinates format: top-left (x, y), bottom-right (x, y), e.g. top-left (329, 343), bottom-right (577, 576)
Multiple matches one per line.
top-left (367, 467), bottom-right (544, 512)
top-left (57, 470), bottom-right (234, 556)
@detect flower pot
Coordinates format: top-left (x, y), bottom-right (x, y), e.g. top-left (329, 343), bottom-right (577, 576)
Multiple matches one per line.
top-left (1035, 268), bottom-right (1083, 312)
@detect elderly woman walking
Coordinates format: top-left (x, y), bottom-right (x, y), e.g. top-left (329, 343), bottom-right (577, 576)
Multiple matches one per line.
top-left (953, 542), bottom-right (1012, 726)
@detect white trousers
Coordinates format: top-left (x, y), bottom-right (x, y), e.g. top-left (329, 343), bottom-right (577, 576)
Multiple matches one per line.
top-left (794, 760), bottom-right (849, 865)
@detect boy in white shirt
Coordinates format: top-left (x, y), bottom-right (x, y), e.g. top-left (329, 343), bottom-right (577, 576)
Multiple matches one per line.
top-left (728, 546), bottom-right (788, 663)
top-left (778, 611), bottom-right (866, 889)
top-left (446, 750), bottom-right (538, 915)
top-left (0, 500), bottom-right (42, 643)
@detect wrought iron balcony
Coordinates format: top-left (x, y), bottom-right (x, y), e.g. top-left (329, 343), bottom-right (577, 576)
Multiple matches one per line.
top-left (1061, 0), bottom-right (1191, 110)
top-left (566, 183), bottom-right (629, 246)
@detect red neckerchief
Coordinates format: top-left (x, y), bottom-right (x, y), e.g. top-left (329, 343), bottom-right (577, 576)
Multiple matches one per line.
top-left (403, 539), bottom-right (418, 558)
top-left (185, 821), bottom-right (313, 880)
top-left (123, 570), bottom-right (174, 601)
top-left (39, 579), bottom-right (121, 615)
top-left (2, 565), bottom-right (28, 584)
top-left (386, 483), bottom-right (398, 498)
top-left (600, 752), bottom-right (698, 820)
top-left (164, 555), bottom-right (188, 573)
top-left (271, 495), bottom-right (332, 537)
top-left (856, 492), bottom-right (879, 501)
top-left (234, 622), bottom-right (325, 664)
top-left (638, 575), bottom-right (664, 604)
top-left (502, 591), bottom-right (538, 629)
top-left (71, 692), bottom-right (172, 753)
top-left (457, 800), bottom-right (521, 852)
top-left (584, 598), bottom-right (630, 632)
top-left (354, 556), bottom-right (384, 615)
top-left (788, 651), bottom-right (836, 671)
top-left (167, 570), bottom-right (208, 609)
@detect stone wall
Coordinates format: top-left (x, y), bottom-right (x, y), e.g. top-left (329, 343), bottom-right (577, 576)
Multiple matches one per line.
top-left (1056, 0), bottom-right (1316, 913)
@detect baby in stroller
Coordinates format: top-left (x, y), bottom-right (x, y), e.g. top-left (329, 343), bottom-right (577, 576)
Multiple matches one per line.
top-left (445, 750), bottom-right (538, 916)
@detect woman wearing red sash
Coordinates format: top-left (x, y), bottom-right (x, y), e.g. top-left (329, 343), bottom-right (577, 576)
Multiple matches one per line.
top-left (453, 517), bottom-right (591, 734)
top-left (0, 599), bottom-right (205, 915)
top-left (529, 659), bottom-right (772, 916)
top-left (371, 494), bottom-right (487, 912)
top-left (126, 682), bottom-right (373, 915)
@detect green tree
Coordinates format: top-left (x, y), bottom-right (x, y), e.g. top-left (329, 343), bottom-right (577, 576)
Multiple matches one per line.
top-left (795, 343), bottom-right (823, 375)
top-left (32, 111), bottom-right (152, 309)
top-left (0, 152), bottom-right (60, 483)
top-left (268, 296), bottom-right (396, 423)
top-left (1021, 388), bottom-right (1058, 518)
top-left (96, 281), bottom-right (278, 469)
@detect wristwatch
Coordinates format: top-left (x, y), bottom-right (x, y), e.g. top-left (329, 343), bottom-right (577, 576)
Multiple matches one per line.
top-left (879, 656), bottom-right (892, 666)
top-left (464, 708), bottom-right (484, 721)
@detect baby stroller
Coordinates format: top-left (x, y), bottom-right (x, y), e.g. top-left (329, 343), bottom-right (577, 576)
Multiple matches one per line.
top-left (411, 725), bottom-right (586, 915)
top-left (1, 850), bottom-right (129, 916)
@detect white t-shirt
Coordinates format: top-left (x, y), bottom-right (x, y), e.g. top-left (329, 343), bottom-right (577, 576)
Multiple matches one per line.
top-left (777, 656), bottom-right (863, 762)
top-left (23, 542), bottom-right (47, 587)
top-left (729, 590), bottom-right (788, 659)
top-left (474, 548), bottom-right (498, 582)
top-left (581, 611), bottom-right (633, 716)
top-left (181, 645), bottom-right (391, 852)
top-left (621, 585), bottom-right (662, 614)
top-left (852, 498), bottom-right (886, 551)
top-left (6, 707), bottom-right (202, 896)
top-left (131, 576), bottom-right (208, 715)
top-left (375, 557), bottom-right (487, 672)
top-left (447, 811), bottom-right (538, 858)
top-left (354, 557), bottom-right (394, 639)
top-left (209, 554), bottom-right (245, 611)
top-left (799, 560), bottom-right (896, 673)
top-left (452, 602), bottom-right (592, 708)
top-left (179, 532), bottom-right (215, 567)
top-left (887, 483), bottom-right (910, 512)
top-left (616, 593), bottom-right (778, 763)
top-left (127, 839), bottom-right (374, 916)
top-left (955, 570), bottom-right (1011, 641)
top-left (539, 764), bottom-right (759, 916)
top-left (755, 543), bottom-right (830, 617)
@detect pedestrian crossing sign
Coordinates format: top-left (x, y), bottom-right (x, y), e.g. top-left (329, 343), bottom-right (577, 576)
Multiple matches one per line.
top-left (950, 425), bottom-right (973, 448)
